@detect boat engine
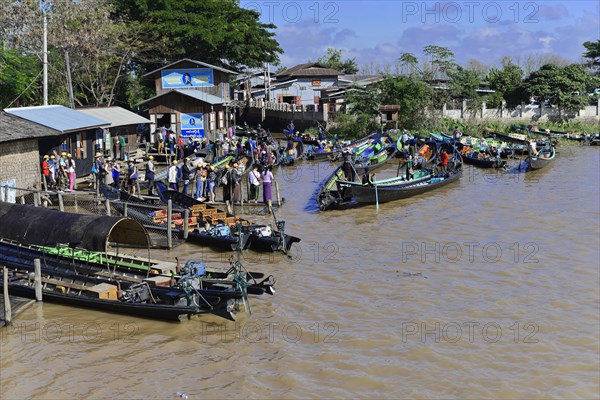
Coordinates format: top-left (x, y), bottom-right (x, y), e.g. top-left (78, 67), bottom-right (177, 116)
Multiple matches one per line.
top-left (121, 283), bottom-right (150, 303)
top-left (254, 225), bottom-right (272, 237)
top-left (178, 261), bottom-right (207, 292)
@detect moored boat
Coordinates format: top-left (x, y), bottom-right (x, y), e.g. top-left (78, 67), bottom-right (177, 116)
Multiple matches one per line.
top-left (526, 144), bottom-right (556, 170)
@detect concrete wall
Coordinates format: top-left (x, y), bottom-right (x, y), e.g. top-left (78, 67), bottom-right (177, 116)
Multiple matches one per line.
top-left (0, 139), bottom-right (41, 190)
top-left (442, 100), bottom-right (600, 122)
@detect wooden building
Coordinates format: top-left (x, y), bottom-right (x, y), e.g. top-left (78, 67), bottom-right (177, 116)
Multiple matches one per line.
top-left (77, 106), bottom-right (151, 159)
top-left (139, 59), bottom-right (238, 140)
top-left (2, 106), bottom-right (109, 182)
top-left (251, 63), bottom-right (341, 110)
top-left (0, 111), bottom-right (56, 195)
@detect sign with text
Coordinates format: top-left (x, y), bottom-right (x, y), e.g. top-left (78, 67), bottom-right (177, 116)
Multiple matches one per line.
top-left (180, 113), bottom-right (204, 138)
top-left (161, 68), bottom-right (214, 88)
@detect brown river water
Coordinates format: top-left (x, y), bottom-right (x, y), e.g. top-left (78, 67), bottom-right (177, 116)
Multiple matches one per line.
top-left (1, 146), bottom-right (599, 399)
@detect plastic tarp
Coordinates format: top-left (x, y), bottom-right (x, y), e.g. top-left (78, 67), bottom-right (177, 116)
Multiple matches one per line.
top-left (0, 202), bottom-right (149, 252)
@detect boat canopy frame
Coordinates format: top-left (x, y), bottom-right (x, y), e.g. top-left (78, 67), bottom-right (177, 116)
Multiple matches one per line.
top-left (0, 202), bottom-right (150, 252)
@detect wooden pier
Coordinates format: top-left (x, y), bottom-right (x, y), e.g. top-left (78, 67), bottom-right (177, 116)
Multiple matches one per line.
top-left (1, 295), bottom-right (35, 328)
top-left (1, 265), bottom-right (38, 328)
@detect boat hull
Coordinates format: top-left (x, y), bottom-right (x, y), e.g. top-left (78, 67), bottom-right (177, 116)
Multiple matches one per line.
top-left (350, 170), bottom-right (462, 205)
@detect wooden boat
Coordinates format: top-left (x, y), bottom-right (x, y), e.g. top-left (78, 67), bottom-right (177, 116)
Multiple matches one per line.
top-left (456, 142), bottom-right (506, 168)
top-left (0, 266), bottom-right (203, 321)
top-left (526, 144), bottom-right (556, 170)
top-left (0, 239), bottom-right (267, 321)
top-left (0, 237), bottom-right (275, 297)
top-left (276, 139), bottom-right (304, 166)
top-left (353, 140), bottom-right (398, 175)
top-left (342, 168), bottom-right (462, 206)
top-left (155, 182), bottom-right (300, 253)
top-left (328, 131), bottom-right (380, 161)
top-left (318, 140), bottom-right (461, 210)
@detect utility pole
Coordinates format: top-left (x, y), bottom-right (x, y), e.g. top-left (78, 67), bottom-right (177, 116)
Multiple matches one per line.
top-left (267, 63), bottom-right (271, 102)
top-left (65, 51), bottom-right (75, 109)
top-left (43, 3), bottom-right (48, 106)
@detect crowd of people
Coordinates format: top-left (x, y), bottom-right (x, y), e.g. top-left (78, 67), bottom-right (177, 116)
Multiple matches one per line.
top-left (41, 150), bottom-right (76, 192)
top-left (162, 157), bottom-right (275, 213)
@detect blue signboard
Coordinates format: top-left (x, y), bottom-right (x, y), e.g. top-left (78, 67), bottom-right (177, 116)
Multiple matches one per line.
top-left (162, 68), bottom-right (214, 88)
top-left (180, 113), bottom-right (204, 138)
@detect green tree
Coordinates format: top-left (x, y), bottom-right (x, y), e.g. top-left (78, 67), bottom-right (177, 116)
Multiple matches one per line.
top-left (345, 85), bottom-right (380, 116)
top-left (110, 0), bottom-right (282, 70)
top-left (524, 64), bottom-right (591, 116)
top-left (397, 52), bottom-right (420, 76)
top-left (582, 40), bottom-right (600, 71)
top-left (375, 75), bottom-right (431, 129)
top-left (423, 45), bottom-right (457, 80)
top-left (0, 48), bottom-right (41, 108)
top-left (317, 48), bottom-right (359, 74)
top-left (486, 58), bottom-right (527, 107)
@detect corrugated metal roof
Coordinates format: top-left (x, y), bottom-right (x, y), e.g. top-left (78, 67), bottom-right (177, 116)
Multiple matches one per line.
top-left (277, 62), bottom-right (341, 78)
top-left (77, 106), bottom-right (150, 128)
top-left (137, 89), bottom-right (228, 106)
top-left (0, 111), bottom-right (59, 144)
top-left (4, 105), bottom-right (109, 133)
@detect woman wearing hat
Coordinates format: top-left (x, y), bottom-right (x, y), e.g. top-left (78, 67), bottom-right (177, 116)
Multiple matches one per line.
top-left (48, 155), bottom-right (57, 189)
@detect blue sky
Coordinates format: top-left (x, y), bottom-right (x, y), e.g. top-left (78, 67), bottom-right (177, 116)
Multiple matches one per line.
top-left (240, 0), bottom-right (600, 70)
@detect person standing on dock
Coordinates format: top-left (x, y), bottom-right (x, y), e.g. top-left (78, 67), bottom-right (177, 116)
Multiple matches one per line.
top-left (261, 165), bottom-right (274, 211)
top-left (118, 135), bottom-right (126, 161)
top-left (168, 160), bottom-right (179, 191)
top-left (181, 158), bottom-right (193, 195)
top-left (207, 165), bottom-right (217, 203)
top-left (222, 164), bottom-right (233, 213)
top-left (41, 155), bottom-right (50, 191)
top-left (103, 160), bottom-right (114, 187)
top-left (67, 153), bottom-right (76, 191)
top-left (128, 161), bottom-right (139, 195)
top-left (48, 155), bottom-right (57, 189)
top-left (146, 156), bottom-right (156, 195)
top-left (248, 165), bottom-right (261, 203)
top-left (156, 129), bottom-right (165, 155)
top-left (112, 161), bottom-right (121, 188)
top-left (58, 152), bottom-right (68, 190)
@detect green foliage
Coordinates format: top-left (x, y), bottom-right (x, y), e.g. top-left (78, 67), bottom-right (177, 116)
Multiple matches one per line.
top-left (345, 86), bottom-right (380, 116)
top-left (485, 92), bottom-right (504, 108)
top-left (328, 113), bottom-right (378, 140)
top-left (423, 45), bottom-right (457, 79)
top-left (524, 64), bottom-right (591, 116)
top-left (110, 0), bottom-right (282, 70)
top-left (449, 66), bottom-right (481, 102)
top-left (317, 48), bottom-right (359, 74)
top-left (486, 59), bottom-right (527, 107)
top-left (0, 48), bottom-right (41, 108)
top-left (375, 75), bottom-right (431, 129)
top-left (582, 40), bottom-right (600, 71)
